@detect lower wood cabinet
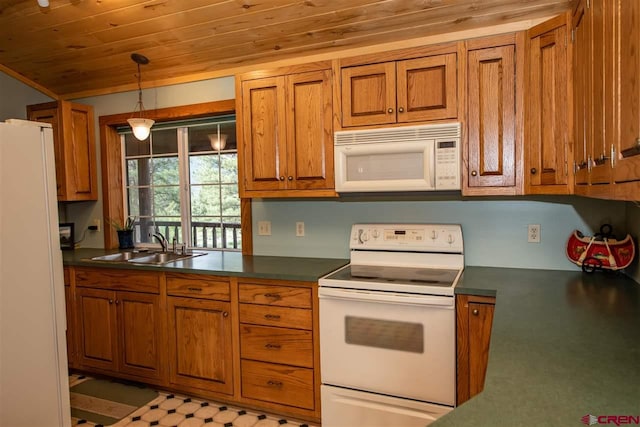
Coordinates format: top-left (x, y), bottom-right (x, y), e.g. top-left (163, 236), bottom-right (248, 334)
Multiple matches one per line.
top-left (165, 273), bottom-right (234, 395)
top-left (74, 268), bottom-right (164, 384)
top-left (238, 280), bottom-right (320, 419)
top-left (69, 267), bottom-right (321, 423)
top-left (63, 267), bottom-right (77, 368)
top-left (166, 296), bottom-right (233, 395)
top-left (456, 294), bottom-right (496, 405)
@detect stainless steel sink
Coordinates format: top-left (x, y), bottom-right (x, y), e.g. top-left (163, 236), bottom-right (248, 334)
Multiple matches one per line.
top-left (90, 252), bottom-right (145, 262)
top-left (127, 251), bottom-right (206, 265)
top-left (89, 251), bottom-right (206, 265)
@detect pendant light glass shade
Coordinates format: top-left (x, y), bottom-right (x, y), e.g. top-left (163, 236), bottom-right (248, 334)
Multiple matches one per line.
top-left (128, 118), bottom-right (155, 140)
top-left (128, 53), bottom-right (153, 141)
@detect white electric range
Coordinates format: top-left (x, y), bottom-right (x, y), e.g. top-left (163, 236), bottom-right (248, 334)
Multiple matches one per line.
top-left (319, 223), bottom-right (464, 427)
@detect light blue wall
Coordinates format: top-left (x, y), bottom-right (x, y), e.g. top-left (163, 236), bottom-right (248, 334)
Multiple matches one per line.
top-left (252, 196), bottom-right (628, 271)
top-left (0, 71), bottom-right (53, 121)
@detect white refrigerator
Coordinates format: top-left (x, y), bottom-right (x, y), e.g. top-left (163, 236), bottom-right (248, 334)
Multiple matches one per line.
top-left (0, 119), bottom-right (71, 426)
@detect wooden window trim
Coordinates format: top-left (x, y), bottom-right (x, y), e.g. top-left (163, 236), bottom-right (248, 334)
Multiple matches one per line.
top-left (98, 99), bottom-right (253, 254)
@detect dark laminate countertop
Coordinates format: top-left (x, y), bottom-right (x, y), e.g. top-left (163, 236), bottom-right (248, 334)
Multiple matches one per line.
top-left (63, 248), bottom-right (348, 282)
top-left (437, 267), bottom-right (640, 426)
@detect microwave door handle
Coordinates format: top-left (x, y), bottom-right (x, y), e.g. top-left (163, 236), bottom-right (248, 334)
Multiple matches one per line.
top-left (430, 140), bottom-right (436, 188)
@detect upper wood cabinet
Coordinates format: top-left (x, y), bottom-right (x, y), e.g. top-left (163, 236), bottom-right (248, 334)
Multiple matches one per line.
top-left (525, 14), bottom-right (573, 194)
top-left (340, 52), bottom-right (458, 127)
top-left (464, 33), bottom-right (524, 196)
top-left (27, 100), bottom-right (98, 201)
top-left (614, 0), bottom-right (640, 198)
top-left (571, 0), bottom-right (640, 200)
top-left (237, 63), bottom-right (335, 198)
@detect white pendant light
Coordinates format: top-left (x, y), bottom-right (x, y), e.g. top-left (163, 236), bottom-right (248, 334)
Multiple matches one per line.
top-left (127, 53), bottom-right (154, 141)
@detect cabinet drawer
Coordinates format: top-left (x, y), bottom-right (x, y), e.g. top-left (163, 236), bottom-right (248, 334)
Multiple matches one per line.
top-left (239, 284), bottom-right (311, 308)
top-left (75, 268), bottom-right (160, 293)
top-left (240, 325), bottom-right (313, 368)
top-left (239, 304), bottom-right (312, 330)
top-left (241, 360), bottom-right (314, 410)
top-left (166, 273), bottom-right (230, 301)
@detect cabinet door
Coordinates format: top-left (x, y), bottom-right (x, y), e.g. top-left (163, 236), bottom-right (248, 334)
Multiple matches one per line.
top-left (456, 294), bottom-right (495, 405)
top-left (27, 107), bottom-right (65, 198)
top-left (286, 70), bottom-right (334, 190)
top-left (396, 53), bottom-right (457, 122)
top-left (117, 291), bottom-right (162, 381)
top-left (341, 62), bottom-right (396, 127)
top-left (573, 1), bottom-right (591, 185)
top-left (63, 102), bottom-right (97, 199)
top-left (241, 76), bottom-right (287, 192)
top-left (526, 19), bottom-right (570, 192)
top-left (615, 0), bottom-right (640, 185)
top-left (64, 285), bottom-right (76, 368)
top-left (77, 287), bottom-right (118, 371)
top-left (467, 44), bottom-right (517, 189)
top-left (167, 297), bottom-right (233, 394)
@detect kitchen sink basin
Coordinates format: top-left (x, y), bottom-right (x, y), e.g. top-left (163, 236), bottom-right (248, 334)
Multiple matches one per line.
top-left (89, 251), bottom-right (206, 265)
top-left (90, 252), bottom-right (144, 262)
top-left (128, 251), bottom-right (206, 265)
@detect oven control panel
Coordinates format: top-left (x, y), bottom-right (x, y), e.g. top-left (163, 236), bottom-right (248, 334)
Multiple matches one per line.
top-left (350, 223), bottom-right (463, 253)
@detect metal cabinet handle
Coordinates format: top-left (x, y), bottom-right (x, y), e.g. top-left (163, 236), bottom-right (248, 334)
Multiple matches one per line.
top-left (530, 168), bottom-right (537, 174)
top-left (398, 107), bottom-right (404, 113)
top-left (387, 108), bottom-right (394, 113)
top-left (267, 380), bottom-right (283, 387)
top-left (471, 171), bottom-right (477, 177)
top-left (472, 309), bottom-right (479, 315)
top-left (288, 176), bottom-right (293, 181)
top-left (187, 287), bottom-right (202, 292)
top-left (620, 138), bottom-right (640, 159)
top-left (115, 299), bottom-right (119, 305)
top-left (109, 299), bottom-right (114, 304)
top-left (222, 311), bottom-right (229, 317)
top-left (264, 314), bottom-right (281, 320)
top-left (279, 176), bottom-right (285, 181)
top-left (264, 293), bottom-right (281, 300)
top-left (265, 343), bottom-right (282, 349)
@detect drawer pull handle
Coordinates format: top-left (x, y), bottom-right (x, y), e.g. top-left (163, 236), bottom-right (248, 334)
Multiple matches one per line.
top-left (265, 343), bottom-right (282, 350)
top-left (264, 293), bottom-right (281, 300)
top-left (223, 311), bottom-right (229, 317)
top-left (264, 314), bottom-right (281, 320)
top-left (267, 380), bottom-right (283, 387)
top-left (187, 287), bottom-right (202, 292)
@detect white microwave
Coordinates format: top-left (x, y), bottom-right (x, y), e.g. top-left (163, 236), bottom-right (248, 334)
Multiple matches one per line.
top-left (334, 123), bottom-right (461, 193)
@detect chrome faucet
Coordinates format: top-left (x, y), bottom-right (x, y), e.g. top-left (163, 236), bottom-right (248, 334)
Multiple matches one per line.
top-left (152, 231), bottom-right (168, 252)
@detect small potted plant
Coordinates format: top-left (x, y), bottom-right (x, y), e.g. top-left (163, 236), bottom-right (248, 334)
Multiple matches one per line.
top-left (107, 216), bottom-right (136, 249)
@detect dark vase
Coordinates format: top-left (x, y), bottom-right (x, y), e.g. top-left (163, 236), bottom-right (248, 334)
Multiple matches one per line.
top-left (117, 230), bottom-right (134, 249)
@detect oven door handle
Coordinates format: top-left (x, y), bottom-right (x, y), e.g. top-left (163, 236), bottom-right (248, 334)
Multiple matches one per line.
top-left (318, 287), bottom-right (454, 307)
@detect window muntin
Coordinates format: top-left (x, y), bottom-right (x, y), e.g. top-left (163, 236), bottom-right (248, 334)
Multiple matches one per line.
top-left (122, 116), bottom-right (240, 250)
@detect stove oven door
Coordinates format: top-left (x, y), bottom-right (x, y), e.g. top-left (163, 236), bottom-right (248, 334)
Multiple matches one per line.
top-left (319, 287), bottom-right (455, 406)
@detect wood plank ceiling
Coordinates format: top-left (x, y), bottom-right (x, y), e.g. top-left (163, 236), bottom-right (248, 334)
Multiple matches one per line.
top-left (0, 0), bottom-right (573, 99)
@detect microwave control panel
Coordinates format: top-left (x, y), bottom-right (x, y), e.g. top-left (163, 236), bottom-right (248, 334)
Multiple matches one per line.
top-left (435, 140), bottom-right (460, 190)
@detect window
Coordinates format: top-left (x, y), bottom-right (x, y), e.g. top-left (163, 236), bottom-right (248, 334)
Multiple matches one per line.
top-left (122, 116), bottom-right (241, 250)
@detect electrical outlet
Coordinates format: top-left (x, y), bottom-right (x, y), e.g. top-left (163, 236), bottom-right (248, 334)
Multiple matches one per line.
top-left (528, 224), bottom-right (541, 243)
top-left (92, 219), bottom-right (101, 232)
top-left (296, 222), bottom-right (305, 237)
top-left (258, 221), bottom-right (271, 236)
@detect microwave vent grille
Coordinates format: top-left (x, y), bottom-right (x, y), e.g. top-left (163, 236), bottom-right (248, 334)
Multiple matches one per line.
top-left (335, 123), bottom-right (461, 145)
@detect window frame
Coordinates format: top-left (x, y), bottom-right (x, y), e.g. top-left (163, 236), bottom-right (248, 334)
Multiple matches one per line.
top-left (98, 99), bottom-right (253, 253)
